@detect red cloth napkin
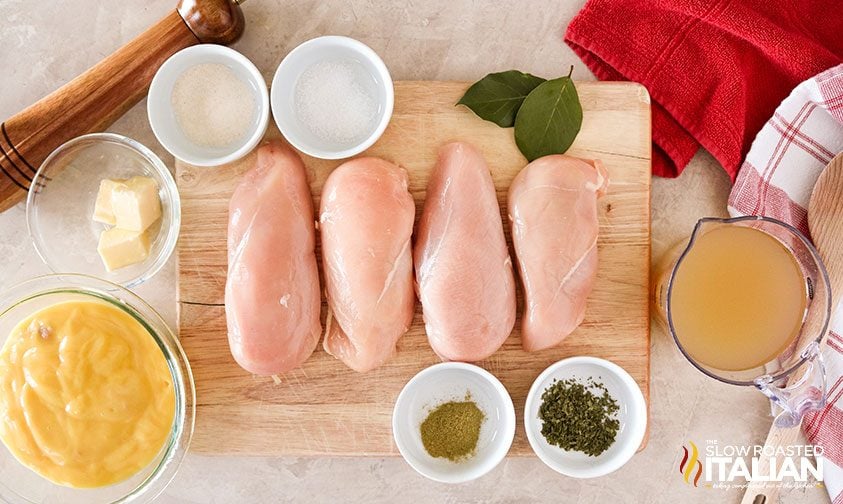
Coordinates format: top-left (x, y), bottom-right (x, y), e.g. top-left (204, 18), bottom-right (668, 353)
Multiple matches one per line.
top-left (564, 0), bottom-right (843, 180)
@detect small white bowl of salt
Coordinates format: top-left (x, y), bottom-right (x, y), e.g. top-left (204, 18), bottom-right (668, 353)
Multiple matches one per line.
top-left (271, 36), bottom-right (394, 160)
top-left (148, 44), bottom-right (270, 167)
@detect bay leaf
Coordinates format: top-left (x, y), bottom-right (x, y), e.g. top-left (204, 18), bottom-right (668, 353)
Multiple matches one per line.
top-left (514, 74), bottom-right (582, 161)
top-left (456, 71), bottom-right (546, 127)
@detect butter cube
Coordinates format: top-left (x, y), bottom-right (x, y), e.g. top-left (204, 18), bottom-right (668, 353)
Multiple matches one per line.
top-left (92, 179), bottom-right (126, 225)
top-left (97, 228), bottom-right (150, 271)
top-left (111, 177), bottom-right (162, 232)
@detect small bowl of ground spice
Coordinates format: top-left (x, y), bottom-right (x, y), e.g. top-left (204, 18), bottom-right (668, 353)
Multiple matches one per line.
top-left (392, 362), bottom-right (515, 483)
top-left (524, 356), bottom-right (647, 478)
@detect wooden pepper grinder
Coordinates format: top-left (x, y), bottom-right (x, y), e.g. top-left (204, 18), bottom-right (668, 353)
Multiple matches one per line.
top-left (0, 0), bottom-right (246, 212)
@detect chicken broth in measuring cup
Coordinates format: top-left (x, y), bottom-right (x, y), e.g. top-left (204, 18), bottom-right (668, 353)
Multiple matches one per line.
top-left (654, 216), bottom-right (831, 428)
top-left (669, 224), bottom-right (807, 371)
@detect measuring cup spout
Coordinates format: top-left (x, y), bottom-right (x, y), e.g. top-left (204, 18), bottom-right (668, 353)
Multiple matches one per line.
top-left (689, 217), bottom-right (729, 241)
top-left (671, 217), bottom-right (731, 269)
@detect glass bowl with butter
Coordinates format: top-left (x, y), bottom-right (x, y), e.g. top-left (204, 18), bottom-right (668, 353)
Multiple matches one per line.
top-left (26, 133), bottom-right (180, 288)
top-left (0, 273), bottom-right (195, 503)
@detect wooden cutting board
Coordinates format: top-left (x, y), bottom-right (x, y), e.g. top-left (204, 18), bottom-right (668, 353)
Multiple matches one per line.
top-left (176, 81), bottom-right (651, 455)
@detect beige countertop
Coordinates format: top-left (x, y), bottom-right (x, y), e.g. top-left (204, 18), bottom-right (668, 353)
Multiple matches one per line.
top-left (0, 1), bottom-right (827, 502)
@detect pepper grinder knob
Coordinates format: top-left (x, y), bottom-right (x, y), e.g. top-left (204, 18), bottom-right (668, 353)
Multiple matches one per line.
top-left (178, 0), bottom-right (246, 45)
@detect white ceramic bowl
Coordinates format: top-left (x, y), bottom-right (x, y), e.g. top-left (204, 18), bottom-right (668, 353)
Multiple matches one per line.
top-left (26, 133), bottom-right (179, 288)
top-left (524, 357), bottom-right (647, 478)
top-left (271, 36), bottom-right (393, 159)
top-left (147, 44), bottom-right (269, 166)
top-left (392, 362), bottom-right (515, 484)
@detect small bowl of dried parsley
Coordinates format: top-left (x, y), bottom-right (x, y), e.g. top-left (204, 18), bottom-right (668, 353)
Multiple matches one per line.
top-left (392, 362), bottom-right (516, 483)
top-left (524, 356), bottom-right (647, 478)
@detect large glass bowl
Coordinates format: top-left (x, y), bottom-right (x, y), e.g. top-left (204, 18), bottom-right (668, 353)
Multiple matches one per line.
top-left (26, 133), bottom-right (180, 288)
top-left (0, 274), bottom-right (195, 503)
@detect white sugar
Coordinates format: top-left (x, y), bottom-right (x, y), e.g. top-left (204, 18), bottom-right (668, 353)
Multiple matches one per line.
top-left (294, 59), bottom-right (378, 146)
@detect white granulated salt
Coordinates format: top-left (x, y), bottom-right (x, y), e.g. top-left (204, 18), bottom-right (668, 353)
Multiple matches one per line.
top-left (294, 59), bottom-right (378, 146)
top-left (172, 63), bottom-right (255, 148)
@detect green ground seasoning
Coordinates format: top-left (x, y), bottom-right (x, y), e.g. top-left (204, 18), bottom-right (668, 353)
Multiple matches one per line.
top-left (538, 378), bottom-right (620, 456)
top-left (420, 399), bottom-right (485, 462)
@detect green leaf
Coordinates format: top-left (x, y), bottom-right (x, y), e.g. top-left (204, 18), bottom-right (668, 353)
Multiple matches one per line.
top-left (514, 73), bottom-right (582, 161)
top-left (456, 71), bottom-right (546, 127)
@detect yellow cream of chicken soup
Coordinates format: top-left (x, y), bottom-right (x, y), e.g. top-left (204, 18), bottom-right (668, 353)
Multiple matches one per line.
top-left (0, 299), bottom-right (176, 488)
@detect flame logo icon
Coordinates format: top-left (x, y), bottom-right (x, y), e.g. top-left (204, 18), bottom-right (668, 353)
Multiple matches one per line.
top-left (679, 441), bottom-right (703, 487)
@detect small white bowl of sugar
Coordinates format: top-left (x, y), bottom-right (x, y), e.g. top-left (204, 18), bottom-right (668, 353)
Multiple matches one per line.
top-left (148, 44), bottom-right (270, 167)
top-left (271, 36), bottom-right (394, 160)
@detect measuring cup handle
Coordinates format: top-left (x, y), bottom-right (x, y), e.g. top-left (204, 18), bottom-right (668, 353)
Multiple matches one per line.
top-left (755, 341), bottom-right (827, 428)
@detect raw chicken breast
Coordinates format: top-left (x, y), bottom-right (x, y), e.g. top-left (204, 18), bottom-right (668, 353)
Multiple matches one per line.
top-left (508, 155), bottom-right (608, 352)
top-left (414, 141), bottom-right (516, 361)
top-left (320, 157), bottom-right (416, 372)
top-left (225, 141), bottom-right (322, 375)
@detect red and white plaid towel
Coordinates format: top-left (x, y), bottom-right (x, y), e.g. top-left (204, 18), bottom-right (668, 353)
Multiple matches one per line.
top-left (728, 64), bottom-right (843, 502)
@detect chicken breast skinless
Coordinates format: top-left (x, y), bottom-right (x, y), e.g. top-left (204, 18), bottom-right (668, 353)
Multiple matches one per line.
top-left (320, 157), bottom-right (416, 372)
top-left (225, 141), bottom-right (322, 375)
top-left (414, 141), bottom-right (517, 362)
top-left (508, 155), bottom-right (608, 352)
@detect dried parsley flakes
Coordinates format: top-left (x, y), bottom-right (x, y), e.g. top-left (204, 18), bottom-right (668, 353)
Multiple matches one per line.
top-left (538, 378), bottom-right (619, 456)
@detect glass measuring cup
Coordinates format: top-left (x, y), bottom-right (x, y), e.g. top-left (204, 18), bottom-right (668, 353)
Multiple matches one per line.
top-left (654, 216), bottom-right (832, 428)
